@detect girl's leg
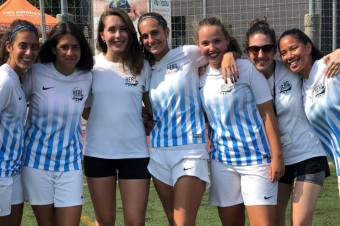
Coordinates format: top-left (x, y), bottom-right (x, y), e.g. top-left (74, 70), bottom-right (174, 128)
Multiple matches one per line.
top-left (246, 205), bottom-right (276, 226)
top-left (152, 176), bottom-right (175, 226)
top-left (87, 176), bottom-right (117, 226)
top-left (217, 204), bottom-right (245, 226)
top-left (0, 216), bottom-right (9, 226)
top-left (31, 204), bottom-right (55, 226)
top-left (7, 203), bottom-right (24, 226)
top-left (290, 181), bottom-right (322, 226)
top-left (55, 206), bottom-right (82, 226)
top-left (119, 179), bottom-right (150, 226)
top-left (276, 183), bottom-right (292, 226)
top-left (173, 176), bottom-right (205, 226)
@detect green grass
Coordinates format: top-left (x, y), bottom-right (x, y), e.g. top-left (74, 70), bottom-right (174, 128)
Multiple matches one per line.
top-left (22, 165), bottom-right (340, 226)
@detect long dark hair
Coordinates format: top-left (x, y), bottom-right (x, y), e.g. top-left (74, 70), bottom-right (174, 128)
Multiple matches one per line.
top-left (39, 21), bottom-right (94, 71)
top-left (138, 12), bottom-right (168, 65)
top-left (278, 28), bottom-right (324, 61)
top-left (0, 19), bottom-right (38, 66)
top-left (97, 8), bottom-right (144, 76)
top-left (245, 17), bottom-right (276, 53)
top-left (195, 16), bottom-right (242, 56)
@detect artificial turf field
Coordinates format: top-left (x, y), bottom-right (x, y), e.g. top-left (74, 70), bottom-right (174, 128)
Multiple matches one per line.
top-left (21, 164), bottom-right (340, 226)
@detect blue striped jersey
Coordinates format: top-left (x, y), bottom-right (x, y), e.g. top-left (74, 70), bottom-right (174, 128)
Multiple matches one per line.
top-left (22, 63), bottom-right (92, 171)
top-left (149, 45), bottom-right (207, 148)
top-left (0, 64), bottom-right (27, 177)
top-left (303, 60), bottom-right (340, 175)
top-left (200, 60), bottom-right (272, 166)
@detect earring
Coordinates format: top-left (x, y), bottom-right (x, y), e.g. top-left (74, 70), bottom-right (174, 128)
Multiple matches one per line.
top-left (102, 39), bottom-right (106, 43)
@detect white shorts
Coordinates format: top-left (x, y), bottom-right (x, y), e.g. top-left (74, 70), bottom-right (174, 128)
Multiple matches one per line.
top-left (148, 144), bottom-right (210, 190)
top-left (209, 160), bottom-right (278, 207)
top-left (0, 173), bottom-right (24, 216)
top-left (21, 166), bottom-right (84, 207)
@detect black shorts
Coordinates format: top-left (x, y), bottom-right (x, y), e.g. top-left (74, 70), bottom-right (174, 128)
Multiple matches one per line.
top-left (84, 156), bottom-right (151, 179)
top-left (279, 156), bottom-right (330, 186)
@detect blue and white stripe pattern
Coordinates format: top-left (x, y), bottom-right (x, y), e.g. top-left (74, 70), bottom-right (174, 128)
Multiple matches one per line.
top-left (303, 60), bottom-right (340, 175)
top-left (149, 46), bottom-right (207, 148)
top-left (200, 61), bottom-right (272, 166)
top-left (22, 63), bottom-right (91, 172)
top-left (0, 64), bottom-right (26, 177)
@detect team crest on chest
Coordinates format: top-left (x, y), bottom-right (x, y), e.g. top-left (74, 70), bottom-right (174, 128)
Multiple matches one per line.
top-left (124, 76), bottom-right (138, 87)
top-left (220, 83), bottom-right (233, 94)
top-left (166, 63), bottom-right (179, 74)
top-left (278, 79), bottom-right (292, 94)
top-left (313, 83), bottom-right (325, 97)
top-left (71, 87), bottom-right (84, 102)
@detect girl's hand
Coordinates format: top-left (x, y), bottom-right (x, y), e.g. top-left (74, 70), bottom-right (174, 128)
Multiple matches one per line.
top-left (324, 49), bottom-right (340, 77)
top-left (221, 52), bottom-right (239, 83)
top-left (269, 156), bottom-right (285, 182)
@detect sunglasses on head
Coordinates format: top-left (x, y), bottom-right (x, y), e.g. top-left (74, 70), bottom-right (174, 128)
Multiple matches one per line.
top-left (248, 44), bottom-right (276, 55)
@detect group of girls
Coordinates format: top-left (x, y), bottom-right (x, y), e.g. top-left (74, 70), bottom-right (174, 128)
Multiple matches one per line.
top-left (0, 19), bottom-right (94, 226)
top-left (1, 7), bottom-right (340, 226)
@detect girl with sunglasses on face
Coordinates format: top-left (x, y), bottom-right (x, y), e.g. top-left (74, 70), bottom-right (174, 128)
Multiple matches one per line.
top-left (81, 8), bottom-right (153, 226)
top-left (137, 12), bottom-right (242, 226)
top-left (20, 22), bottom-right (94, 226)
top-left (225, 19), bottom-right (340, 226)
top-left (197, 17), bottom-right (284, 226)
top-left (0, 19), bottom-right (39, 226)
top-left (278, 28), bottom-right (340, 202)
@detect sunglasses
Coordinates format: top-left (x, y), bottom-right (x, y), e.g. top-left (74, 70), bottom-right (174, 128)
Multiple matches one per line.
top-left (248, 44), bottom-right (276, 55)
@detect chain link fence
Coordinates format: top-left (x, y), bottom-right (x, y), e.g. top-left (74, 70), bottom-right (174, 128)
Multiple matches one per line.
top-left (0, 0), bottom-right (338, 54)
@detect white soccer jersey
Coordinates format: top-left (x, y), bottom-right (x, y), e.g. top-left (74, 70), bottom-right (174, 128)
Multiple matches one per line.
top-left (22, 63), bottom-right (92, 171)
top-left (149, 45), bottom-right (207, 148)
top-left (0, 64), bottom-right (26, 177)
top-left (200, 60), bottom-right (272, 166)
top-left (302, 60), bottom-right (340, 175)
top-left (267, 60), bottom-right (326, 165)
top-left (84, 54), bottom-right (150, 159)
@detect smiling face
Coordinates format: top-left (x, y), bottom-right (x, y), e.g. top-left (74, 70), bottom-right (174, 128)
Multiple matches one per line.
top-left (52, 33), bottom-right (81, 76)
top-left (138, 18), bottom-right (170, 62)
top-left (248, 33), bottom-right (276, 78)
top-left (101, 15), bottom-right (129, 62)
top-left (6, 31), bottom-right (39, 76)
top-left (279, 35), bottom-right (312, 78)
top-left (197, 25), bottom-right (229, 69)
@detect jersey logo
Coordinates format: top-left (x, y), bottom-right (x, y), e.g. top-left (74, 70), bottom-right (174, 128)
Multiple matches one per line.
top-left (193, 134), bottom-right (202, 138)
top-left (278, 80), bottom-right (292, 94)
top-left (42, 86), bottom-right (54, 90)
top-left (313, 83), bottom-right (325, 97)
top-left (166, 63), bottom-right (179, 74)
top-left (124, 76), bottom-right (138, 87)
top-left (262, 153), bottom-right (271, 159)
top-left (71, 87), bottom-right (84, 102)
top-left (220, 83), bottom-right (233, 94)
top-left (19, 96), bottom-right (22, 100)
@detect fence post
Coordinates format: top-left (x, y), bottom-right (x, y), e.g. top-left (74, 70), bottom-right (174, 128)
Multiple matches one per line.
top-left (57, 0), bottom-right (74, 22)
top-left (39, 0), bottom-right (46, 43)
top-left (304, 0), bottom-right (319, 47)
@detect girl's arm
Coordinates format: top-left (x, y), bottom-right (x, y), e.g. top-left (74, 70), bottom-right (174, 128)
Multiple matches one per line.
top-left (82, 107), bottom-right (91, 120)
top-left (221, 51), bottom-right (241, 83)
top-left (257, 100), bottom-right (285, 182)
top-left (323, 49), bottom-right (340, 77)
top-left (142, 92), bottom-right (154, 136)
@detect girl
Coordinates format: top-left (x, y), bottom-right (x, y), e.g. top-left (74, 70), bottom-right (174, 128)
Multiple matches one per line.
top-left (278, 29), bottom-right (340, 200)
top-left (138, 12), bottom-right (239, 226)
top-left (0, 19), bottom-right (39, 226)
top-left (21, 22), bottom-right (94, 226)
top-left (225, 19), bottom-right (340, 225)
top-left (82, 8), bottom-right (153, 226)
top-left (196, 17), bottom-right (284, 226)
